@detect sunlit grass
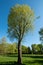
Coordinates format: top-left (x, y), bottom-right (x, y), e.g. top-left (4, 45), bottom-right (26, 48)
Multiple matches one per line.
top-left (0, 55), bottom-right (17, 62)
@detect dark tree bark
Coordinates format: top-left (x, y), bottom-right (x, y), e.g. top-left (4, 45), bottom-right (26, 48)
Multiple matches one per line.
top-left (18, 40), bottom-right (22, 64)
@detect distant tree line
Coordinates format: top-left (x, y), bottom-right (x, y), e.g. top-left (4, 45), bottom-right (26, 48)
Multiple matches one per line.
top-left (31, 44), bottom-right (43, 54)
top-left (0, 37), bottom-right (43, 55)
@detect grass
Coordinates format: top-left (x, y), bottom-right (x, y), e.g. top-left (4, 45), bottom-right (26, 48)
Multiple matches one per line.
top-left (0, 54), bottom-right (43, 65)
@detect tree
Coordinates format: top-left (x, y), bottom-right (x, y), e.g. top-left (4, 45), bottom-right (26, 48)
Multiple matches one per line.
top-left (37, 44), bottom-right (42, 54)
top-left (31, 44), bottom-right (37, 54)
top-left (0, 37), bottom-right (7, 44)
top-left (22, 45), bottom-right (28, 54)
top-left (28, 47), bottom-right (31, 54)
top-left (39, 28), bottom-right (43, 44)
top-left (5, 42), bottom-right (17, 54)
top-left (39, 28), bottom-right (43, 53)
top-left (31, 44), bottom-right (43, 54)
top-left (0, 37), bottom-right (7, 54)
top-left (8, 4), bottom-right (34, 64)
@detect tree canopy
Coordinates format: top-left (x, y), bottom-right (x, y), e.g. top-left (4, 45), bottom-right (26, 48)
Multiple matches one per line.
top-left (8, 4), bottom-right (34, 41)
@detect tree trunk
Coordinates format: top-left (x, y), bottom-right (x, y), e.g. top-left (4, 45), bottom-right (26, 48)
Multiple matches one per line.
top-left (18, 40), bottom-right (22, 64)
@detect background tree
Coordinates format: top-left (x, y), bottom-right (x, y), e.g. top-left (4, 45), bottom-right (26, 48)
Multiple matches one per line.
top-left (31, 44), bottom-right (37, 54)
top-left (22, 45), bottom-right (28, 54)
top-left (0, 37), bottom-right (7, 54)
top-left (8, 4), bottom-right (34, 64)
top-left (39, 28), bottom-right (43, 44)
top-left (31, 44), bottom-right (43, 54)
top-left (0, 37), bottom-right (7, 44)
top-left (28, 47), bottom-right (31, 54)
top-left (37, 44), bottom-right (42, 54)
top-left (7, 43), bottom-right (17, 54)
top-left (39, 28), bottom-right (43, 53)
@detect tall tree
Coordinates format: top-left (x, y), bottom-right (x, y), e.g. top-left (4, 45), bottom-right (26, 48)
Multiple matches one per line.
top-left (8, 4), bottom-right (34, 64)
top-left (39, 28), bottom-right (43, 44)
top-left (39, 28), bottom-right (43, 53)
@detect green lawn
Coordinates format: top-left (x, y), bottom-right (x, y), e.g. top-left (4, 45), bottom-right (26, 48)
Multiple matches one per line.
top-left (0, 55), bottom-right (43, 65)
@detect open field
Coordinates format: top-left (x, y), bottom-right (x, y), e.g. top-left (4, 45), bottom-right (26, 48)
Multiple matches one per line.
top-left (0, 54), bottom-right (43, 65)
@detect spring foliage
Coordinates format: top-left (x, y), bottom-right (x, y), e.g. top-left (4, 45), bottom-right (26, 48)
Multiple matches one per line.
top-left (8, 4), bottom-right (34, 40)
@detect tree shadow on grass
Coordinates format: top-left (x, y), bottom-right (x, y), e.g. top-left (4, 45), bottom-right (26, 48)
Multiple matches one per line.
top-left (0, 60), bottom-right (43, 65)
top-left (22, 55), bottom-right (43, 58)
top-left (24, 59), bottom-right (43, 65)
top-left (29, 56), bottom-right (43, 58)
top-left (0, 61), bottom-right (25, 65)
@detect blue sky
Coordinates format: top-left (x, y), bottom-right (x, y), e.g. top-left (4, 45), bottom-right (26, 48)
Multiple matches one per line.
top-left (0, 0), bottom-right (43, 47)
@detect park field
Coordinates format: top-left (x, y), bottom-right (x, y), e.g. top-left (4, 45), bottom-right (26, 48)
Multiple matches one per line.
top-left (0, 55), bottom-right (43, 65)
